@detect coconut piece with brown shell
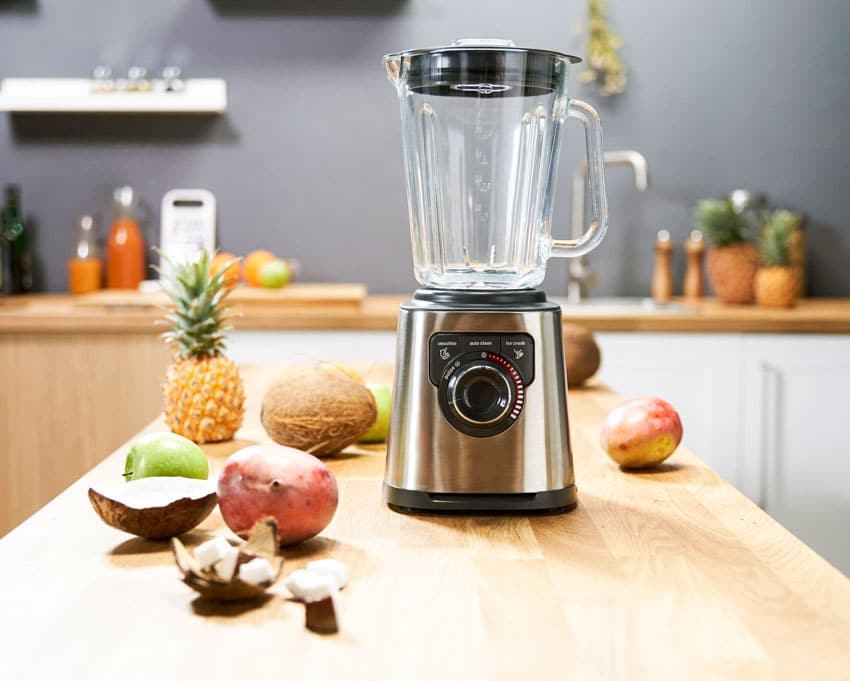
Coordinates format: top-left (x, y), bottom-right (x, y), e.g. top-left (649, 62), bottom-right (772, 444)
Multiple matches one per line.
top-left (89, 477), bottom-right (217, 539)
top-left (172, 518), bottom-right (284, 601)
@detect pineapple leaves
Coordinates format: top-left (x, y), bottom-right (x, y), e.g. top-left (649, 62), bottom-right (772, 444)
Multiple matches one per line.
top-left (695, 200), bottom-right (749, 247)
top-left (760, 210), bottom-right (801, 267)
top-left (155, 248), bottom-right (237, 359)
top-left (695, 201), bottom-right (802, 269)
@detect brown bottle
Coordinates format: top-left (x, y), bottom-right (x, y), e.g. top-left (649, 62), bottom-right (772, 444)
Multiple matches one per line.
top-left (683, 229), bottom-right (706, 301)
top-left (651, 229), bottom-right (674, 303)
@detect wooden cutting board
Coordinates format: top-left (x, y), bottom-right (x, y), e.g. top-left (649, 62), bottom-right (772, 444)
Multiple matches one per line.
top-left (71, 283), bottom-right (368, 310)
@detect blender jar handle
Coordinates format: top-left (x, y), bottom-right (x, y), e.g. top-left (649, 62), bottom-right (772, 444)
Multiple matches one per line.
top-left (550, 99), bottom-right (609, 258)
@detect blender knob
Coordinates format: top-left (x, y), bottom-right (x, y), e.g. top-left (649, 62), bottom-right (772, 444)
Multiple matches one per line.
top-left (446, 362), bottom-right (514, 426)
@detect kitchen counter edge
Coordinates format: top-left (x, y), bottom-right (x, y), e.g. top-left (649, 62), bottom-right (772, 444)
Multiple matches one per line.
top-left (1, 294), bottom-right (850, 334)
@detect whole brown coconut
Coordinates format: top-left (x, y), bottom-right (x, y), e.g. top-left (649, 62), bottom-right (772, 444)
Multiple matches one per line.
top-left (706, 243), bottom-right (759, 304)
top-left (261, 364), bottom-right (377, 456)
top-left (563, 324), bottom-right (601, 387)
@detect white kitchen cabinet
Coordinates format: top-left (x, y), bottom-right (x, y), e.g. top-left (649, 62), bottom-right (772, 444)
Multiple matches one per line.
top-left (738, 336), bottom-right (850, 573)
top-left (228, 330), bottom-right (397, 367)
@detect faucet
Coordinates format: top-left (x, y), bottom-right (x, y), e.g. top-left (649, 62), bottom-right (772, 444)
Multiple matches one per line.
top-left (567, 150), bottom-right (650, 303)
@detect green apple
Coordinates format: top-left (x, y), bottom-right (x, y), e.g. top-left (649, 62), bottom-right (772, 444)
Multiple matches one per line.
top-left (124, 432), bottom-right (209, 482)
top-left (359, 384), bottom-right (392, 444)
top-left (259, 259), bottom-right (291, 289)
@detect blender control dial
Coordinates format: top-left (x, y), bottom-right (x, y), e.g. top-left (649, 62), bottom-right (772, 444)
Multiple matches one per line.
top-left (447, 361), bottom-right (513, 426)
top-left (432, 335), bottom-right (531, 438)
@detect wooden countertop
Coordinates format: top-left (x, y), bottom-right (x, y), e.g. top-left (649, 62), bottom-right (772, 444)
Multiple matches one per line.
top-left (2, 292), bottom-right (850, 334)
top-left (2, 364), bottom-right (848, 680)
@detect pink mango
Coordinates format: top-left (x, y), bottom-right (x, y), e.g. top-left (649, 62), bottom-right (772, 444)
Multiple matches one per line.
top-left (218, 444), bottom-right (338, 546)
top-left (600, 397), bottom-right (683, 469)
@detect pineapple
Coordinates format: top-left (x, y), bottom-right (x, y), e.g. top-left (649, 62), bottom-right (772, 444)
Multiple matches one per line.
top-left (160, 251), bottom-right (245, 443)
top-left (755, 210), bottom-right (801, 308)
top-left (696, 199), bottom-right (759, 304)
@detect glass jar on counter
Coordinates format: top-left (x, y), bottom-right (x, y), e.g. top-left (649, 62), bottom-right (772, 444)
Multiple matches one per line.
top-left (68, 215), bottom-right (102, 294)
top-left (106, 186), bottom-right (145, 289)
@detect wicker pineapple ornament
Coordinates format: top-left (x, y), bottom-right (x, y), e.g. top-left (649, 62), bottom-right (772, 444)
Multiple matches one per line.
top-left (755, 210), bottom-right (802, 308)
top-left (696, 199), bottom-right (759, 304)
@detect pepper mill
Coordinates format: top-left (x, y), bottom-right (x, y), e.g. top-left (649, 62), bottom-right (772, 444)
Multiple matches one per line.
top-left (683, 229), bottom-right (706, 301)
top-left (651, 229), bottom-right (674, 302)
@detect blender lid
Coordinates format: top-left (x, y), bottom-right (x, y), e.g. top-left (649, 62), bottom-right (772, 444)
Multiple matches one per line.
top-left (385, 38), bottom-right (581, 96)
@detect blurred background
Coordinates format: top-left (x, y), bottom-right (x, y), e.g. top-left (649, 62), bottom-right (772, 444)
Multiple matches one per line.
top-left (1, 0), bottom-right (848, 297)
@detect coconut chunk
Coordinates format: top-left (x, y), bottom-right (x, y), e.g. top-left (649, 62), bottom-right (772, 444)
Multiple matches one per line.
top-left (238, 557), bottom-right (276, 586)
top-left (172, 519), bottom-right (284, 601)
top-left (284, 569), bottom-right (338, 602)
top-left (195, 537), bottom-right (233, 570)
top-left (214, 545), bottom-right (240, 582)
top-left (307, 559), bottom-right (349, 589)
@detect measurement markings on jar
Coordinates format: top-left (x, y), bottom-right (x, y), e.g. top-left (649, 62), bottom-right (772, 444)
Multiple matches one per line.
top-left (473, 109), bottom-right (494, 223)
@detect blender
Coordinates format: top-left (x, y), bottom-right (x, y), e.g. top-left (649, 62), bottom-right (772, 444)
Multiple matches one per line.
top-left (383, 39), bottom-right (609, 513)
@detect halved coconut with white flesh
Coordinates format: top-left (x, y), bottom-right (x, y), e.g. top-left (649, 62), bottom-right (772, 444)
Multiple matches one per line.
top-left (88, 477), bottom-right (217, 539)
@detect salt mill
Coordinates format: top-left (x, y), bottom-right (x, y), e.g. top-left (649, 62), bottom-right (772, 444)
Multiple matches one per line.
top-left (683, 229), bottom-right (706, 301)
top-left (651, 229), bottom-right (674, 302)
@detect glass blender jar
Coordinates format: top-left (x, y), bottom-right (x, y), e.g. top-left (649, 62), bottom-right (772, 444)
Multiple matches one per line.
top-left (385, 39), bottom-right (608, 290)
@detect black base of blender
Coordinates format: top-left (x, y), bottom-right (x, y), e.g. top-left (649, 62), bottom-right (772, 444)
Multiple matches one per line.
top-left (383, 482), bottom-right (577, 515)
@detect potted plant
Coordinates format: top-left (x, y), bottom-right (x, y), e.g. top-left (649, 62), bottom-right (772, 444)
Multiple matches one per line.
top-left (695, 199), bottom-right (759, 304)
top-left (755, 210), bottom-right (802, 308)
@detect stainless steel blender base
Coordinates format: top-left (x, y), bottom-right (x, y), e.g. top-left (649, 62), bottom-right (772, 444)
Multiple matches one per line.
top-left (383, 482), bottom-right (577, 514)
top-left (384, 289), bottom-right (576, 514)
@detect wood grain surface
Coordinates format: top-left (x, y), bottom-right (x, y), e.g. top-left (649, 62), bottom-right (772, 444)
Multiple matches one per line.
top-left (1, 364), bottom-right (848, 681)
top-left (3, 294), bottom-right (850, 333)
top-left (70, 283), bottom-right (367, 309)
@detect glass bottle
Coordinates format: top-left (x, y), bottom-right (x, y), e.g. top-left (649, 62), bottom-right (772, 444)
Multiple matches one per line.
top-left (1, 185), bottom-right (29, 294)
top-left (68, 215), bottom-right (103, 294)
top-left (106, 186), bottom-right (145, 289)
top-left (127, 66), bottom-right (151, 92)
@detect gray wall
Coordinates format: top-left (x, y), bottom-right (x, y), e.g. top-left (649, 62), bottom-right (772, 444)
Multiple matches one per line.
top-left (1, 0), bottom-right (849, 296)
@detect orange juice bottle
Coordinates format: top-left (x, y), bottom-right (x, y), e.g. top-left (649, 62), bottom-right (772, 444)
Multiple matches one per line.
top-left (68, 215), bottom-right (103, 294)
top-left (106, 186), bottom-right (145, 289)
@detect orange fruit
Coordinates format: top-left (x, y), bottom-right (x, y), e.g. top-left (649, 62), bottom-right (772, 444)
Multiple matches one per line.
top-left (242, 250), bottom-right (277, 287)
top-left (210, 252), bottom-right (240, 289)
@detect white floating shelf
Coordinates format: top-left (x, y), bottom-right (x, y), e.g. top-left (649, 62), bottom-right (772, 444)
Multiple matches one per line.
top-left (0, 78), bottom-right (227, 114)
